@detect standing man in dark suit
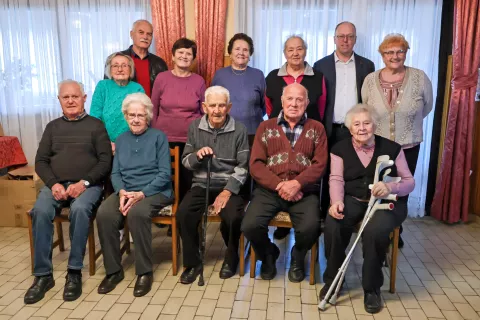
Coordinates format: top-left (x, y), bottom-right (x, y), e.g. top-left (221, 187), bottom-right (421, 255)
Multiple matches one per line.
top-left (106, 20), bottom-right (168, 97)
top-left (313, 21), bottom-right (375, 216)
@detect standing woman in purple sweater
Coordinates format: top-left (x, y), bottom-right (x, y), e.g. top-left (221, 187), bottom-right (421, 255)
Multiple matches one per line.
top-left (151, 38), bottom-right (206, 205)
top-left (212, 33), bottom-right (266, 146)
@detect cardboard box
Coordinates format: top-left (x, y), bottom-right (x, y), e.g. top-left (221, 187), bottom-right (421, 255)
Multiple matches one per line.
top-left (0, 165), bottom-right (36, 227)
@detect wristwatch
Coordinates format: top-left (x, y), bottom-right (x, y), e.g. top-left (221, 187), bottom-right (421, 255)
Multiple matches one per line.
top-left (83, 180), bottom-right (90, 188)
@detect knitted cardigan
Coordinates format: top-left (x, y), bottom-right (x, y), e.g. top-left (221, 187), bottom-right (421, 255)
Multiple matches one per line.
top-left (361, 67), bottom-right (433, 146)
top-left (250, 118), bottom-right (328, 192)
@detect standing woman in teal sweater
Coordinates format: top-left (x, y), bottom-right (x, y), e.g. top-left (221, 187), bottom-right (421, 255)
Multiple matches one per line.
top-left (91, 52), bottom-right (144, 152)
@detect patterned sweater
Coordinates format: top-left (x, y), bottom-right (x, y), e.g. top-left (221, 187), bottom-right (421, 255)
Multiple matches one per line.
top-left (90, 79), bottom-right (144, 142)
top-left (250, 118), bottom-right (328, 192)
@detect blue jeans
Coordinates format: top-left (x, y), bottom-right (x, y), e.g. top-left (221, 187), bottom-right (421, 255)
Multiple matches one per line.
top-left (31, 185), bottom-right (103, 276)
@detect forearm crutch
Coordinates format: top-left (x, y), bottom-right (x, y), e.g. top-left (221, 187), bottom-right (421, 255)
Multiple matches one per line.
top-left (318, 155), bottom-right (398, 310)
top-left (198, 155), bottom-right (212, 286)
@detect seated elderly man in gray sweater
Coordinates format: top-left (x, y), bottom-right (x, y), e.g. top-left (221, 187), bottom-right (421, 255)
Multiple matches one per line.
top-left (96, 93), bottom-right (173, 298)
top-left (177, 85), bottom-right (250, 283)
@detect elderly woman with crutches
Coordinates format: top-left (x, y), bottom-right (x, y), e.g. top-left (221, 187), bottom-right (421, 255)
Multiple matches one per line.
top-left (319, 104), bottom-right (415, 314)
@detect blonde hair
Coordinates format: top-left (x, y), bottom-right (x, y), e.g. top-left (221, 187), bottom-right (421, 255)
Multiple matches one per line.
top-left (345, 104), bottom-right (379, 129)
top-left (378, 33), bottom-right (410, 54)
top-left (104, 52), bottom-right (135, 80)
top-left (122, 93), bottom-right (153, 123)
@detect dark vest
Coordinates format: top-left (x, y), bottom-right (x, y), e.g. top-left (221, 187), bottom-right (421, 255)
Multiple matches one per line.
top-left (266, 69), bottom-right (323, 121)
top-left (331, 135), bottom-right (401, 200)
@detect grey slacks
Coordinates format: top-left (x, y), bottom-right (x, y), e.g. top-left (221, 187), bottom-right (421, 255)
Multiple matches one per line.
top-left (97, 192), bottom-right (173, 275)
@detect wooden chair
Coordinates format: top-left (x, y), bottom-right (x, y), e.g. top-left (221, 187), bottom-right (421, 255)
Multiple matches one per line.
top-left (249, 211), bottom-right (319, 285)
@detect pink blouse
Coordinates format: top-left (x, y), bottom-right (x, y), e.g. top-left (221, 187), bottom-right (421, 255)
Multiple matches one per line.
top-left (329, 139), bottom-right (415, 204)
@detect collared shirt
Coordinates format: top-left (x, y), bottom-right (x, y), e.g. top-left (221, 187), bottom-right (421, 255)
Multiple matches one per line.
top-left (277, 110), bottom-right (306, 147)
top-left (265, 62), bottom-right (327, 120)
top-left (62, 111), bottom-right (87, 122)
top-left (333, 51), bottom-right (358, 124)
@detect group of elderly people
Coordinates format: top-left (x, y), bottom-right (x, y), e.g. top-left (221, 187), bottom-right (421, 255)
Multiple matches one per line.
top-left (24, 19), bottom-right (432, 314)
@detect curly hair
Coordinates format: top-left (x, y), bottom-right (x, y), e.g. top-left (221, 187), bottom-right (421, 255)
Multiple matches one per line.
top-left (227, 33), bottom-right (254, 55)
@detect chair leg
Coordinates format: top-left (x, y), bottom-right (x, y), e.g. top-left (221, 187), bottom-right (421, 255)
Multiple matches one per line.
top-left (56, 220), bottom-right (65, 252)
top-left (390, 227), bottom-right (400, 293)
top-left (88, 220), bottom-right (96, 276)
top-left (172, 220), bottom-right (178, 276)
top-left (250, 247), bottom-right (256, 278)
top-left (239, 233), bottom-right (245, 276)
top-left (124, 222), bottom-right (131, 254)
top-left (310, 240), bottom-right (317, 285)
top-left (27, 212), bottom-right (34, 274)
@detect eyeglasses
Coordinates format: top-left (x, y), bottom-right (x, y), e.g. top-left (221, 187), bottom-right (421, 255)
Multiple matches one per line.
top-left (335, 34), bottom-right (356, 41)
top-left (127, 113), bottom-right (147, 120)
top-left (382, 50), bottom-right (406, 57)
top-left (111, 64), bottom-right (130, 69)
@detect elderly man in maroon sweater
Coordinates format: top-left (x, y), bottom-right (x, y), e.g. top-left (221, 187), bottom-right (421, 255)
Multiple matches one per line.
top-left (242, 82), bottom-right (328, 282)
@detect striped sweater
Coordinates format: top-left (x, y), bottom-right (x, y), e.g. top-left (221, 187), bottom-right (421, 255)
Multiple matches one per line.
top-left (250, 118), bottom-right (328, 192)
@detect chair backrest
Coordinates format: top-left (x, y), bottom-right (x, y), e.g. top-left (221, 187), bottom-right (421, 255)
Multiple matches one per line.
top-left (170, 146), bottom-right (180, 214)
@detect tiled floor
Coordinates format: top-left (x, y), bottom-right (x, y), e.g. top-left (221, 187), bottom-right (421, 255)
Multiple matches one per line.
top-left (1, 216), bottom-right (480, 319)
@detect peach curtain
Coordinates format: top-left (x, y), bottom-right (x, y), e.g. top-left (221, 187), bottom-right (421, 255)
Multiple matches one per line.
top-left (194, 0), bottom-right (228, 86)
top-left (151, 0), bottom-right (186, 69)
top-left (431, 0), bottom-right (480, 223)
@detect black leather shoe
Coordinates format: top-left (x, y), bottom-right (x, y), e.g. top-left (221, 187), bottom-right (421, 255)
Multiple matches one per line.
top-left (24, 275), bottom-right (55, 304)
top-left (98, 269), bottom-right (124, 294)
top-left (288, 248), bottom-right (305, 283)
top-left (260, 244), bottom-right (280, 280)
top-left (180, 265), bottom-right (202, 284)
top-left (364, 289), bottom-right (382, 314)
top-left (398, 235), bottom-right (404, 248)
top-left (219, 260), bottom-right (238, 279)
top-left (133, 273), bottom-right (153, 297)
top-left (63, 273), bottom-right (82, 301)
top-left (319, 284), bottom-right (330, 301)
top-left (273, 227), bottom-right (290, 240)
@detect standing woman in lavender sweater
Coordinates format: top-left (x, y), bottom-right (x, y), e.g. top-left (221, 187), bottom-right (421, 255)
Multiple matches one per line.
top-left (151, 38), bottom-right (206, 204)
top-left (212, 33), bottom-right (266, 146)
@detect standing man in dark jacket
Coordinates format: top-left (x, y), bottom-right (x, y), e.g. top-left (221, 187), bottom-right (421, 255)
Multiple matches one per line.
top-left (313, 21), bottom-right (375, 216)
top-left (106, 20), bottom-right (168, 97)
top-left (24, 80), bottom-right (112, 305)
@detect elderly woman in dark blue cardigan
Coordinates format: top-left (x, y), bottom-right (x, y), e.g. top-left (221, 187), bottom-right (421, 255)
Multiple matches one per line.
top-left (96, 93), bottom-right (173, 298)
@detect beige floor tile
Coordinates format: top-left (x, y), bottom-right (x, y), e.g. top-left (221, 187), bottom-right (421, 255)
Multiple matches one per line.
top-left (204, 285), bottom-right (222, 300)
top-left (222, 278), bottom-right (240, 293)
top-left (84, 310), bottom-right (107, 320)
top-left (8, 306), bottom-right (37, 320)
top-left (162, 297), bottom-right (185, 315)
top-left (120, 313), bottom-right (141, 320)
top-left (177, 306), bottom-right (198, 320)
top-left (250, 293), bottom-right (268, 310)
top-left (442, 288), bottom-right (467, 303)
top-left (67, 301), bottom-right (97, 318)
top-left (236, 286), bottom-right (254, 302)
top-left (284, 281), bottom-right (301, 296)
top-left (127, 296), bottom-right (151, 313)
top-left (442, 310), bottom-right (467, 320)
top-left (193, 317), bottom-right (211, 320)
top-left (284, 312), bottom-right (302, 320)
top-left (103, 303), bottom-right (130, 320)
top-left (431, 294), bottom-right (457, 311)
top-left (183, 290), bottom-right (204, 307)
top-left (171, 282), bottom-right (192, 298)
top-left (266, 303), bottom-right (284, 320)
top-left (231, 301), bottom-right (250, 318)
top-left (302, 304), bottom-right (320, 320)
top-left (301, 288), bottom-right (317, 304)
top-left (385, 299), bottom-right (408, 317)
top-left (335, 305), bottom-right (355, 320)
top-left (465, 296), bottom-right (480, 312)
top-left (248, 309), bottom-right (267, 320)
top-left (139, 305), bottom-right (163, 320)
top-left (355, 316), bottom-right (374, 320)
top-left (398, 292), bottom-right (421, 309)
top-left (47, 308), bottom-right (73, 320)
top-left (452, 281), bottom-right (477, 295)
top-left (158, 315), bottom-right (176, 320)
top-left (212, 307), bottom-right (232, 320)
top-left (285, 296), bottom-right (301, 313)
top-left (93, 294), bottom-right (119, 311)
top-left (267, 287), bottom-right (284, 304)
top-left (319, 314), bottom-right (339, 320)
top-left (253, 280), bottom-right (269, 295)
top-left (418, 300), bottom-right (444, 318)
top-left (151, 289), bottom-right (173, 305)
top-left (196, 299), bottom-right (217, 316)
top-left (453, 303), bottom-right (479, 320)
top-left (422, 280), bottom-right (445, 294)
top-left (0, 297), bottom-right (27, 316)
top-left (160, 276), bottom-right (179, 290)
top-left (410, 285), bottom-right (433, 301)
top-left (216, 292), bottom-right (235, 308)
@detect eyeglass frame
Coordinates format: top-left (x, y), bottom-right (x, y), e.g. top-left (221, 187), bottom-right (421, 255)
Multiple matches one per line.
top-left (382, 49), bottom-right (407, 57)
top-left (334, 34), bottom-right (356, 41)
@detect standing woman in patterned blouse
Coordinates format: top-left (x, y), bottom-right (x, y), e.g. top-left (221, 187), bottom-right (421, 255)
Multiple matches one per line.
top-left (151, 38), bottom-right (206, 205)
top-left (361, 34), bottom-right (433, 246)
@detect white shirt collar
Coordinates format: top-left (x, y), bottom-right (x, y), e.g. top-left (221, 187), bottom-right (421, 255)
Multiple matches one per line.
top-left (334, 51), bottom-right (355, 64)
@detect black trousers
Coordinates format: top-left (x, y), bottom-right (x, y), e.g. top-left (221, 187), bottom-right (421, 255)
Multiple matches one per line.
top-left (97, 192), bottom-right (173, 275)
top-left (323, 195), bottom-right (407, 291)
top-left (241, 187), bottom-right (321, 261)
top-left (176, 187), bottom-right (245, 268)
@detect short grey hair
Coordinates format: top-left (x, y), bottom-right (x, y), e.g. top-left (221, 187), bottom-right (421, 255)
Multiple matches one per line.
top-left (283, 35), bottom-right (308, 52)
top-left (104, 52), bottom-right (135, 80)
top-left (205, 86), bottom-right (230, 104)
top-left (131, 19), bottom-right (153, 32)
top-left (122, 93), bottom-right (153, 123)
top-left (344, 104), bottom-right (379, 129)
top-left (281, 82), bottom-right (309, 98)
top-left (57, 79), bottom-right (85, 96)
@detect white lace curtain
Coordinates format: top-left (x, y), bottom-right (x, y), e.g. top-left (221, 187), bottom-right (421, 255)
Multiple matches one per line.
top-left (0, 0), bottom-right (151, 164)
top-left (235, 0), bottom-right (443, 217)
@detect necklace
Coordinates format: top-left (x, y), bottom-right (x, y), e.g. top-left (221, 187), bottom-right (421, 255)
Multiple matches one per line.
top-left (231, 66), bottom-right (247, 76)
